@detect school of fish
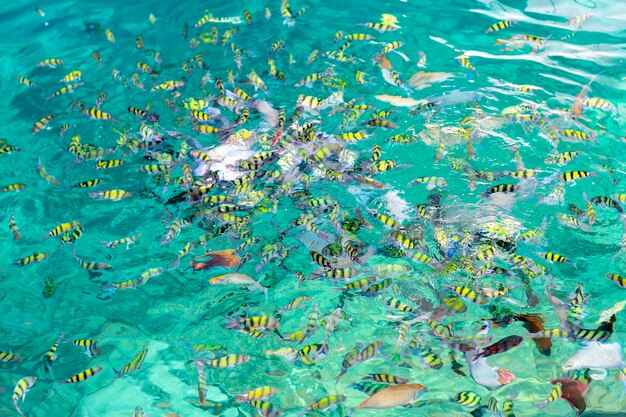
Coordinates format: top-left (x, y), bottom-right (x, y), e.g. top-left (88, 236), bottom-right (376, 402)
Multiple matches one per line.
top-left (1, 2), bottom-right (625, 416)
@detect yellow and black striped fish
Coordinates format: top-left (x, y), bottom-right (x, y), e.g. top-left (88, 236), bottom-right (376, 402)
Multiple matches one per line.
top-left (0, 351), bottom-right (22, 362)
top-left (60, 365), bottom-right (104, 384)
top-left (205, 354), bottom-right (250, 368)
top-left (485, 20), bottom-right (514, 33)
top-left (249, 400), bottom-right (282, 417)
top-left (15, 252), bottom-right (48, 266)
top-left (43, 335), bottom-right (62, 372)
top-left (115, 349), bottom-right (148, 377)
top-left (455, 391), bottom-right (481, 407)
top-left (310, 251), bottom-right (334, 269)
top-left (305, 395), bottom-right (347, 411)
top-left (560, 170), bottom-right (593, 182)
top-left (48, 82), bottom-right (84, 99)
top-left (37, 58), bottom-right (63, 67)
top-left (235, 386), bottom-right (277, 403)
top-left (363, 373), bottom-right (409, 384)
top-left (8, 212), bottom-right (21, 240)
top-left (88, 189), bottom-right (132, 200)
top-left (270, 39), bottom-right (285, 53)
top-left (84, 107), bottom-right (113, 120)
top-left (482, 183), bottom-right (517, 196)
top-left (32, 114), bottom-right (57, 134)
top-left (606, 273), bottom-right (626, 288)
top-left (73, 339), bottom-right (102, 357)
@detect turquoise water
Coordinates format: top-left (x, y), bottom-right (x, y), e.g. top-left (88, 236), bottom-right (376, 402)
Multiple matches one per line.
top-left (1, 0), bottom-right (625, 416)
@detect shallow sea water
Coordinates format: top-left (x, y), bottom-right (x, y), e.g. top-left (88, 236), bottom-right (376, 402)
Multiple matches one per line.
top-left (0, 0), bottom-right (625, 416)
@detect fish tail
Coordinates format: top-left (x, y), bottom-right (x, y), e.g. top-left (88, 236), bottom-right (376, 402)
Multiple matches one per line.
top-left (97, 285), bottom-right (116, 299)
top-left (334, 370), bottom-right (346, 382)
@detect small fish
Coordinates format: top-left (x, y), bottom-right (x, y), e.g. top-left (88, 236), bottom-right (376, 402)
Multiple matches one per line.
top-left (250, 400), bottom-right (283, 417)
top-left (17, 76), bottom-right (35, 87)
top-left (115, 349), bottom-right (148, 377)
top-left (356, 384), bottom-right (426, 409)
top-left (606, 273), bottom-right (626, 288)
top-left (85, 107), bottom-right (114, 120)
top-left (44, 221), bottom-right (80, 238)
top-left (0, 183), bottom-right (27, 193)
top-left (540, 252), bottom-right (569, 263)
top-left (101, 233), bottom-right (141, 248)
top-left (304, 395), bottom-right (347, 412)
top-left (235, 386), bottom-right (278, 403)
top-left (105, 28), bottom-right (115, 43)
top-left (538, 383), bottom-right (562, 409)
top-left (449, 285), bottom-right (486, 304)
top-left (73, 339), bottom-right (103, 357)
top-left (12, 377), bottom-right (37, 415)
top-left (473, 335), bottom-right (523, 360)
top-left (60, 366), bottom-right (104, 385)
top-left (8, 213), bottom-right (21, 240)
top-left (204, 354), bottom-right (250, 368)
top-left (567, 14), bottom-right (592, 28)
top-left (560, 171), bottom-right (594, 182)
top-left (37, 59), bottom-right (63, 67)
top-left (0, 351), bottom-right (22, 362)
top-left (485, 20), bottom-right (514, 33)
top-left (106, 267), bottom-right (163, 291)
top-left (363, 373), bottom-right (409, 385)
top-left (43, 335), bottom-right (62, 372)
top-left (455, 391), bottom-right (481, 407)
top-left (15, 252), bottom-right (48, 266)
top-left (33, 114), bottom-right (57, 134)
top-left (458, 54), bottom-right (475, 71)
top-left (89, 189), bottom-right (132, 200)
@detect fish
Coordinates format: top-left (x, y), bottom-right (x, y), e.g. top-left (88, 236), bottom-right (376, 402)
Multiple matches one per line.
top-left (235, 386), bottom-right (278, 403)
top-left (8, 213), bottom-right (22, 240)
top-left (32, 114), bottom-right (57, 134)
top-left (356, 383), bottom-right (426, 408)
top-left (72, 339), bottom-right (103, 357)
top-left (17, 76), bottom-right (35, 87)
top-left (363, 373), bottom-right (409, 384)
top-left (104, 267), bottom-right (163, 292)
top-left (304, 395), bottom-right (347, 412)
top-left (193, 249), bottom-right (241, 270)
top-left (101, 233), bottom-right (141, 249)
top-left (12, 377), bottom-right (36, 415)
top-left (37, 58), bottom-right (63, 67)
top-left (209, 273), bottom-right (266, 293)
top-left (0, 351), bottom-right (22, 362)
top-left (204, 354), bottom-right (250, 368)
top-left (473, 335), bottom-right (523, 360)
top-left (249, 400), bottom-right (283, 417)
top-left (550, 379), bottom-right (587, 415)
top-left (3, 4), bottom-right (625, 415)
top-left (485, 20), bottom-right (514, 33)
top-left (60, 365), bottom-right (104, 384)
top-left (115, 349), bottom-right (148, 377)
top-left (43, 335), bottom-right (62, 372)
top-left (105, 28), bottom-right (115, 43)
top-left (562, 342), bottom-right (623, 371)
top-left (15, 252), bottom-right (48, 266)
top-left (89, 189), bottom-right (132, 200)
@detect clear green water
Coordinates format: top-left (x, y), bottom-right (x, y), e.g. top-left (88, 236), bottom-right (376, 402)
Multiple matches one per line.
top-left (1, 0), bottom-right (625, 416)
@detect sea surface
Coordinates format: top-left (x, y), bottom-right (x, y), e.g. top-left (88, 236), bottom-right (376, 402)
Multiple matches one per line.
top-left (0, 0), bottom-right (625, 416)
